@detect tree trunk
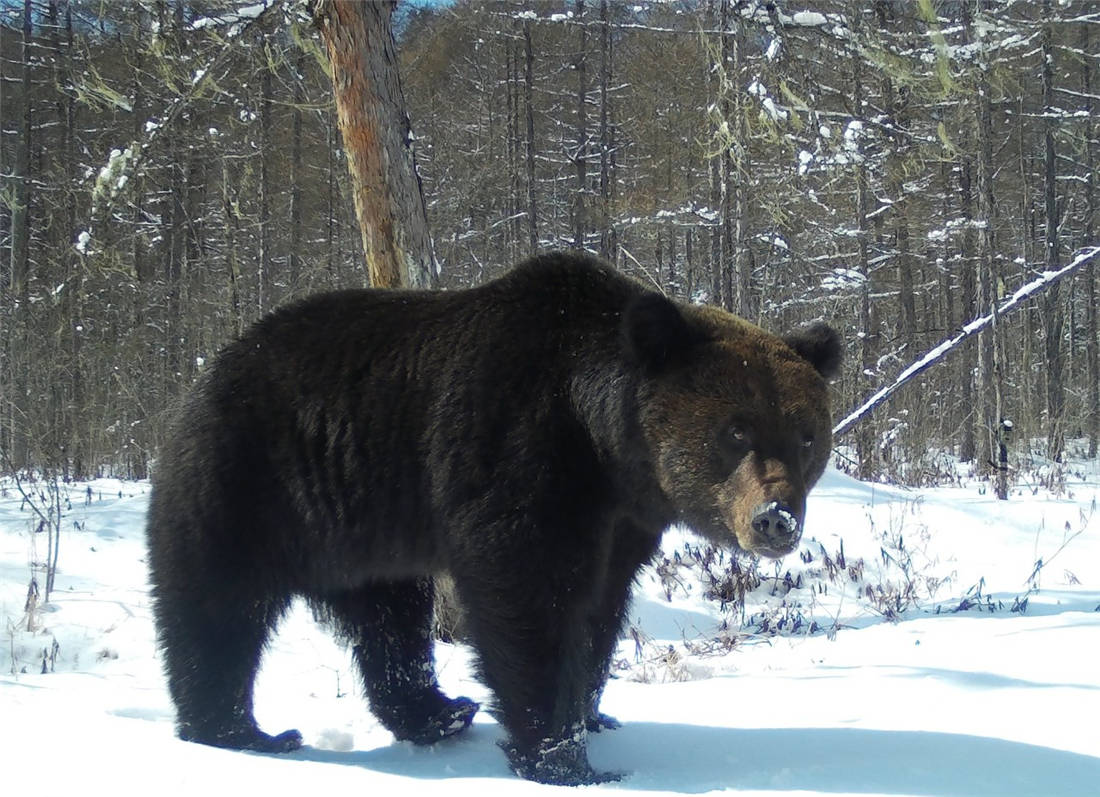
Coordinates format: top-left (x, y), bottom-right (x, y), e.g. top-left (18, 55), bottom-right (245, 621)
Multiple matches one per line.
top-left (325, 109), bottom-right (339, 283)
top-left (719, 0), bottom-right (733, 312)
top-left (163, 2), bottom-right (187, 392)
top-left (506, 38), bottom-right (520, 264)
top-left (289, 51), bottom-right (305, 296)
top-left (572, 0), bottom-right (588, 251)
top-left (523, 19), bottom-right (539, 255)
top-left (313, 0), bottom-right (436, 289)
top-left (9, 0), bottom-right (32, 299)
top-left (2, 0), bottom-right (33, 470)
top-left (728, 15), bottom-right (751, 320)
top-left (598, 0), bottom-right (612, 259)
top-left (851, 27), bottom-right (876, 479)
top-left (1083, 22), bottom-right (1098, 460)
top-left (222, 158), bottom-right (245, 337)
top-left (975, 39), bottom-right (1004, 493)
top-left (130, 23), bottom-right (151, 283)
top-left (1041, 0), bottom-right (1065, 462)
top-left (957, 158), bottom-right (977, 463)
top-left (708, 0), bottom-right (723, 306)
top-left (47, 0), bottom-right (85, 476)
top-left (258, 42), bottom-right (273, 312)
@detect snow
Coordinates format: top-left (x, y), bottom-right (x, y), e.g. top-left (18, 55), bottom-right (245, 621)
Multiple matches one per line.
top-left (4, 466), bottom-right (1100, 795)
top-left (821, 266), bottom-right (866, 291)
top-left (842, 120), bottom-right (864, 149)
top-left (790, 11), bottom-right (828, 27)
top-left (797, 149), bottom-right (814, 175)
top-left (747, 80), bottom-right (788, 123)
top-left (90, 145), bottom-right (140, 218)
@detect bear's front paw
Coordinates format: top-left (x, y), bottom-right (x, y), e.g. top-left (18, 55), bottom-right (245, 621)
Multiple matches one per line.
top-left (501, 733), bottom-right (624, 785)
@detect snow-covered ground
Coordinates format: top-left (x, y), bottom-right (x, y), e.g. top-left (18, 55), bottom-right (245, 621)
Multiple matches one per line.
top-left (3, 464), bottom-right (1099, 795)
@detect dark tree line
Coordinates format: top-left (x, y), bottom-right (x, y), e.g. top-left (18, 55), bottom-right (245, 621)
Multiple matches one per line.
top-left (1, 0), bottom-right (1097, 488)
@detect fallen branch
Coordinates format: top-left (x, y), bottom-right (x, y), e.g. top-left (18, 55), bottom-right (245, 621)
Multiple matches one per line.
top-left (834, 244), bottom-right (1100, 437)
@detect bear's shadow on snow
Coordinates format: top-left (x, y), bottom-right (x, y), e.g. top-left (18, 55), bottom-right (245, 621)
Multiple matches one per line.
top-left (290, 721), bottom-right (1100, 795)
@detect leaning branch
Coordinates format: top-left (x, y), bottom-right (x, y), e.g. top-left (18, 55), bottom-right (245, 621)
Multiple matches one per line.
top-left (834, 244), bottom-right (1100, 438)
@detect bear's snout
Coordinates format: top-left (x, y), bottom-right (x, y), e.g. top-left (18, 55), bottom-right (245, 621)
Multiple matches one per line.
top-left (749, 501), bottom-right (802, 557)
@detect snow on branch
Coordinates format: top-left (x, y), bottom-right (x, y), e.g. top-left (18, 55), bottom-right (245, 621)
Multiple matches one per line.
top-left (78, 0), bottom-right (283, 257)
top-left (833, 244), bottom-right (1100, 438)
top-left (190, 2), bottom-right (273, 32)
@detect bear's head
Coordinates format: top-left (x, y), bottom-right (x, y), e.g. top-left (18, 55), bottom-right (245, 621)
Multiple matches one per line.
top-left (624, 293), bottom-right (841, 558)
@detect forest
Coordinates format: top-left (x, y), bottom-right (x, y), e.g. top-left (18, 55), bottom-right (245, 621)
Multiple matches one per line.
top-left (1, 0), bottom-right (1098, 487)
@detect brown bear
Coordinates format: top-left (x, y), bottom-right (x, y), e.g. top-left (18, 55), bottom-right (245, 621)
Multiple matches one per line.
top-left (145, 251), bottom-right (840, 785)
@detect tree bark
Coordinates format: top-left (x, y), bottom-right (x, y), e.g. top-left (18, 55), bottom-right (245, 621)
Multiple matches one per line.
top-left (313, 0), bottom-right (436, 289)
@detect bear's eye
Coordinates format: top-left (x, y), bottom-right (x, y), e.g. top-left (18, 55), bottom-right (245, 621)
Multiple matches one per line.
top-left (801, 435), bottom-right (815, 450)
top-left (729, 425), bottom-right (749, 446)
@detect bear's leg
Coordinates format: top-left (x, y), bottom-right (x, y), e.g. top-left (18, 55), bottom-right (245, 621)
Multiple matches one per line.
top-left (453, 560), bottom-right (617, 786)
top-left (156, 583), bottom-right (300, 753)
top-left (583, 587), bottom-right (629, 733)
top-left (317, 578), bottom-right (478, 745)
top-left (585, 523), bottom-right (660, 732)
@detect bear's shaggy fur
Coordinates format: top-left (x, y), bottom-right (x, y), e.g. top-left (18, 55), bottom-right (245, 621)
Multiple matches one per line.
top-left (146, 252), bottom-right (840, 784)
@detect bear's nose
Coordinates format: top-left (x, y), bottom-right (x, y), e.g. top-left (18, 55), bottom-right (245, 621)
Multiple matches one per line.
top-left (750, 501), bottom-right (800, 544)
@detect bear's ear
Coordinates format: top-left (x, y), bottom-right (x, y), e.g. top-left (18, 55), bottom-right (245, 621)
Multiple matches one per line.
top-left (783, 321), bottom-right (843, 379)
top-left (622, 293), bottom-right (707, 370)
